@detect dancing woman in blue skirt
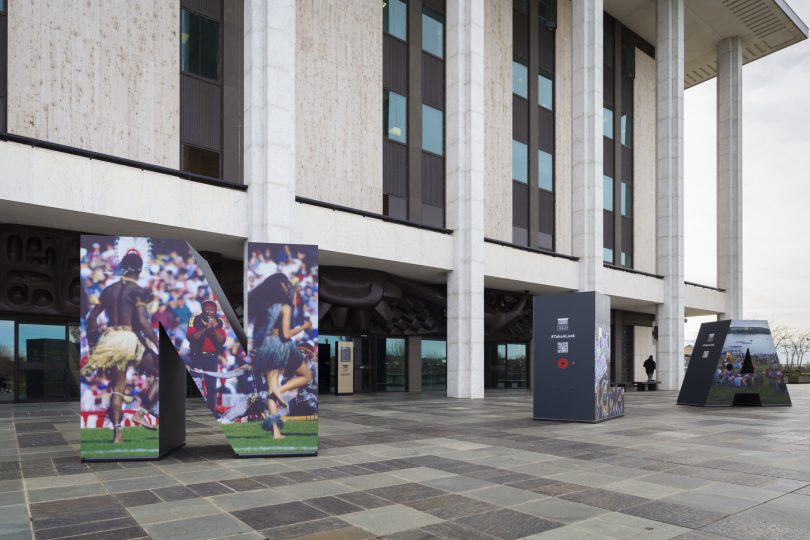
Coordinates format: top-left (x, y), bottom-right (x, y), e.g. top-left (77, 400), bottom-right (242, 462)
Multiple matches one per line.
top-left (249, 273), bottom-right (313, 439)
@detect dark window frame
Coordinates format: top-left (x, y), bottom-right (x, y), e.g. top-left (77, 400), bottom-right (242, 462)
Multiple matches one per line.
top-left (603, 14), bottom-right (652, 269)
top-left (179, 1), bottom-right (225, 181)
top-left (511, 0), bottom-right (556, 251)
top-left (382, 0), bottom-right (446, 228)
top-left (0, 0), bottom-right (7, 133)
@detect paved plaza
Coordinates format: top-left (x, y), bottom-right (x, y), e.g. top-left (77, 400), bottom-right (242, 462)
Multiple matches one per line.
top-left (1, 387), bottom-right (810, 539)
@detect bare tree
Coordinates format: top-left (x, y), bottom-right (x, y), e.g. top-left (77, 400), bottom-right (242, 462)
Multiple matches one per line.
top-left (787, 331), bottom-right (810, 372)
top-left (770, 323), bottom-right (791, 364)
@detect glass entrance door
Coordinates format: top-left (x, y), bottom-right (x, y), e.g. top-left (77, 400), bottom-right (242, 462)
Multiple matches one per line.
top-left (0, 321), bottom-right (14, 402)
top-left (486, 342), bottom-right (529, 389)
top-left (17, 323), bottom-right (69, 400)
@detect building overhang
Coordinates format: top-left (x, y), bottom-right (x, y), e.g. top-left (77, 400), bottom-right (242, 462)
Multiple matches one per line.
top-left (606, 0), bottom-right (808, 88)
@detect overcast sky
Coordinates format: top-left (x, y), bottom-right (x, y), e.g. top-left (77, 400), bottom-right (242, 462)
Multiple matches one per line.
top-left (683, 0), bottom-right (810, 343)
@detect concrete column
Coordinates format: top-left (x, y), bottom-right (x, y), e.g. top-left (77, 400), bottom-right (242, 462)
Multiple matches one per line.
top-left (716, 37), bottom-right (743, 320)
top-left (570, 0), bottom-right (604, 292)
top-left (244, 0), bottom-right (296, 243)
top-left (655, 0), bottom-right (685, 390)
top-left (445, 0), bottom-right (485, 399)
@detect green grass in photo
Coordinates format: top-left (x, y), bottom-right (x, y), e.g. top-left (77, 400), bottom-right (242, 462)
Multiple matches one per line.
top-left (80, 427), bottom-right (160, 460)
top-left (222, 419), bottom-right (318, 456)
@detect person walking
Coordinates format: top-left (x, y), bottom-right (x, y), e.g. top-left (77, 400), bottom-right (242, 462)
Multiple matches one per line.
top-left (643, 355), bottom-right (656, 383)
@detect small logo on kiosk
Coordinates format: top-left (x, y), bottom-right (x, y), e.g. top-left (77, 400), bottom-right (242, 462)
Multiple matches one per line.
top-left (557, 358), bottom-right (569, 370)
top-left (556, 318), bottom-right (569, 331)
top-left (557, 342), bottom-right (569, 354)
top-left (707, 333), bottom-right (715, 343)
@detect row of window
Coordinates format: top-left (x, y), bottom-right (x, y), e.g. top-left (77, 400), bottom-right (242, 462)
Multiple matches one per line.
top-left (384, 91), bottom-right (444, 156)
top-left (512, 63), bottom-right (553, 110)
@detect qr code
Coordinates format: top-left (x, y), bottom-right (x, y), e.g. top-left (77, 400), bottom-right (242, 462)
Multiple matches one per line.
top-left (557, 342), bottom-right (569, 354)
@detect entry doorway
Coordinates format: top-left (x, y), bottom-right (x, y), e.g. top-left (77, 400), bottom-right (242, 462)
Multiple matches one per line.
top-left (0, 319), bottom-right (80, 402)
top-left (320, 335), bottom-right (411, 393)
top-left (485, 342), bottom-right (529, 389)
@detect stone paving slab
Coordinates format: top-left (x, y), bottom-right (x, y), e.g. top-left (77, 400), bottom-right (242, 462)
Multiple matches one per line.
top-left (2, 387), bottom-right (810, 539)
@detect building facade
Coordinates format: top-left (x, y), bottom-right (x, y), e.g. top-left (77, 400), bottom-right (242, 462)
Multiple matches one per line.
top-left (0, 0), bottom-right (806, 402)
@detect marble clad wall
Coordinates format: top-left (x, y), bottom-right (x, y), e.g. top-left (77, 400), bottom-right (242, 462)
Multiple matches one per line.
top-left (555, 0), bottom-right (573, 255)
top-left (634, 48), bottom-right (657, 274)
top-left (484, 0), bottom-right (513, 242)
top-left (295, 0), bottom-right (383, 214)
top-left (7, 0), bottom-right (180, 168)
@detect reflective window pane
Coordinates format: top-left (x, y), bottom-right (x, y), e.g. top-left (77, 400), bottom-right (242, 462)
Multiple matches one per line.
top-left (512, 60), bottom-right (528, 98)
top-left (181, 9), bottom-right (220, 81)
top-left (383, 338), bottom-right (406, 391)
top-left (512, 140), bottom-right (528, 183)
top-left (604, 247), bottom-right (614, 263)
top-left (506, 344), bottom-right (528, 388)
top-left (538, 150), bottom-right (553, 191)
top-left (422, 104), bottom-right (443, 155)
top-left (384, 90), bottom-right (407, 143)
top-left (538, 74), bottom-right (553, 110)
top-left (603, 107), bottom-right (614, 139)
top-left (18, 324), bottom-right (67, 400)
top-left (0, 321), bottom-right (14, 402)
top-left (621, 114), bottom-right (632, 148)
top-left (603, 175), bottom-right (614, 211)
top-left (422, 9), bottom-right (443, 58)
top-left (621, 182), bottom-right (632, 217)
top-left (384, 0), bottom-right (407, 41)
top-left (621, 252), bottom-right (633, 267)
top-left (421, 340), bottom-right (446, 391)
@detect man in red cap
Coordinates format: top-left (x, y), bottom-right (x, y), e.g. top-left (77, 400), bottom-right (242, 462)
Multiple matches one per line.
top-left (187, 299), bottom-right (226, 414)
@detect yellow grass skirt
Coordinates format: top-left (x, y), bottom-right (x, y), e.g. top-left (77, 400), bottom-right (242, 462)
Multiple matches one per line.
top-left (85, 327), bottom-right (145, 371)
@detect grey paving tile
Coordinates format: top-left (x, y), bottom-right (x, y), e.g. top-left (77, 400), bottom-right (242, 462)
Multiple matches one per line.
top-left (455, 508), bottom-right (563, 539)
top-left (127, 498), bottom-right (221, 525)
top-left (115, 489), bottom-right (161, 508)
top-left (144, 513), bottom-right (250, 540)
top-left (367, 482), bottom-right (447, 503)
top-left (512, 497), bottom-right (608, 524)
top-left (303, 495), bottom-right (364, 515)
top-left (335, 490), bottom-right (392, 509)
top-left (560, 487), bottom-right (650, 511)
top-left (231, 501), bottom-right (328, 530)
top-left (620, 500), bottom-right (728, 529)
top-left (700, 513), bottom-right (810, 540)
top-left (260, 516), bottom-right (367, 539)
top-left (406, 493), bottom-right (499, 519)
top-left (153, 485), bottom-right (197, 501)
top-left (341, 504), bottom-right (444, 536)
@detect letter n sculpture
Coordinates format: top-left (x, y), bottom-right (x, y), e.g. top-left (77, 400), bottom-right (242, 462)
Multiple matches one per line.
top-left (678, 320), bottom-right (791, 407)
top-left (79, 236), bottom-right (319, 460)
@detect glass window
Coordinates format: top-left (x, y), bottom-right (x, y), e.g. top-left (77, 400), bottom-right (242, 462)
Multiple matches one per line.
top-left (604, 26), bottom-right (614, 68)
top-left (422, 8), bottom-right (443, 58)
top-left (506, 344), bottom-right (528, 388)
top-left (383, 338), bottom-right (406, 391)
top-left (621, 182), bottom-right (632, 217)
top-left (538, 73), bottom-right (553, 110)
top-left (603, 175), bottom-right (614, 211)
top-left (621, 252), bottom-right (633, 267)
top-left (622, 41), bottom-right (635, 78)
top-left (603, 107), bottom-right (614, 139)
top-left (0, 321), bottom-right (14, 402)
top-left (512, 140), bottom-right (528, 183)
top-left (0, 0), bottom-right (5, 13)
top-left (384, 0), bottom-right (407, 41)
top-left (538, 0), bottom-right (557, 29)
top-left (18, 323), bottom-right (67, 400)
top-left (422, 104), bottom-right (443, 155)
top-left (538, 150), bottom-right (553, 191)
top-left (384, 90), bottom-right (407, 143)
top-left (512, 60), bottom-right (528, 99)
top-left (421, 340), bottom-right (446, 391)
top-left (181, 9), bottom-right (220, 81)
top-left (621, 114), bottom-right (632, 148)
top-left (604, 247), bottom-right (614, 263)
top-left (514, 0), bottom-right (528, 15)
